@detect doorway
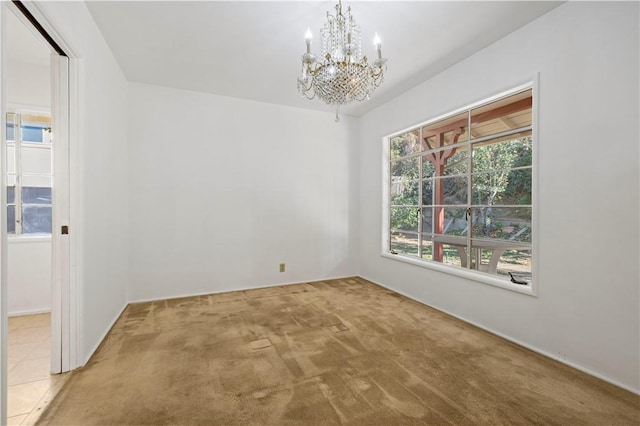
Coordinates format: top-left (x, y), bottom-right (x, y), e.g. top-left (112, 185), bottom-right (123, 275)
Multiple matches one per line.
top-left (2, 2), bottom-right (71, 423)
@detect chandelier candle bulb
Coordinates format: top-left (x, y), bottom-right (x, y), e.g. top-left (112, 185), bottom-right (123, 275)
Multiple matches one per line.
top-left (297, 0), bottom-right (388, 120)
top-left (305, 27), bottom-right (312, 54)
top-left (374, 33), bottom-right (382, 59)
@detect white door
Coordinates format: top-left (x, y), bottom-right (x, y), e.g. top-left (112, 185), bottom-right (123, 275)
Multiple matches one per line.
top-left (50, 53), bottom-right (70, 373)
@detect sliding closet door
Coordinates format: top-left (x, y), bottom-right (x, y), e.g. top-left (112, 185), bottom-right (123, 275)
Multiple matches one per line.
top-left (50, 53), bottom-right (69, 373)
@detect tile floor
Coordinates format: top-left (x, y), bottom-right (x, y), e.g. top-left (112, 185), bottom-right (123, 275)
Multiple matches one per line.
top-left (7, 313), bottom-right (67, 425)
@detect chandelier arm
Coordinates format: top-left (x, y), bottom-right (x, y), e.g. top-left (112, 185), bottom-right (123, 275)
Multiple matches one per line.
top-left (298, 77), bottom-right (317, 100)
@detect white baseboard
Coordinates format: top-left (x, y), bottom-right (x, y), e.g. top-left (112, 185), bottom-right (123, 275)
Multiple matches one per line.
top-left (8, 308), bottom-right (51, 317)
top-left (128, 275), bottom-right (355, 305)
top-left (359, 274), bottom-right (640, 396)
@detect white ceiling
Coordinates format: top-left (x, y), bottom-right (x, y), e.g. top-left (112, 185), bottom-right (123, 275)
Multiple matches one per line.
top-left (86, 1), bottom-right (562, 117)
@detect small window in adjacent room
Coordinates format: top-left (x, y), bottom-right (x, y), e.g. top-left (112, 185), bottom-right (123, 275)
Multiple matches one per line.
top-left (6, 112), bottom-right (53, 236)
top-left (385, 85), bottom-right (534, 288)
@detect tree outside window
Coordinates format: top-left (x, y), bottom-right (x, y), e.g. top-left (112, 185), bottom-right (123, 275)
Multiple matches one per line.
top-left (388, 88), bottom-right (533, 284)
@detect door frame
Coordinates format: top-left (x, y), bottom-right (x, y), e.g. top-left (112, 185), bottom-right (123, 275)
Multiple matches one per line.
top-left (0, 0), bottom-right (79, 420)
top-left (1, 3), bottom-right (8, 421)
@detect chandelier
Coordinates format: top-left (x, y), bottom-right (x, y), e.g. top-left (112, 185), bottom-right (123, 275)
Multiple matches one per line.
top-left (297, 0), bottom-right (387, 121)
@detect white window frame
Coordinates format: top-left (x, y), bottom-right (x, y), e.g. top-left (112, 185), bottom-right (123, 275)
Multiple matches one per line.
top-left (6, 110), bottom-right (53, 238)
top-left (381, 78), bottom-right (538, 297)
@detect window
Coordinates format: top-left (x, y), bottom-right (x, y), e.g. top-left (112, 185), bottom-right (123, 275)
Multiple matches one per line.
top-left (385, 86), bottom-right (534, 287)
top-left (6, 112), bottom-right (53, 235)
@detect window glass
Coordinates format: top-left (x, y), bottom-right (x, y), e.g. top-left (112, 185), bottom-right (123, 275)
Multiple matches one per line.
top-left (471, 207), bottom-right (531, 243)
top-left (422, 156), bottom-right (435, 177)
top-left (5, 112), bottom-right (52, 236)
top-left (421, 112), bottom-right (469, 148)
top-left (20, 114), bottom-right (51, 144)
top-left (469, 246), bottom-right (531, 284)
top-left (420, 234), bottom-right (433, 260)
top-left (390, 231), bottom-right (419, 256)
top-left (22, 187), bottom-right (52, 204)
top-left (473, 169), bottom-right (532, 206)
top-left (6, 113), bottom-right (15, 142)
top-left (7, 206), bottom-right (16, 234)
top-left (471, 90), bottom-right (532, 138)
top-left (7, 186), bottom-right (15, 204)
top-left (496, 249), bottom-right (531, 283)
top-left (472, 135), bottom-right (532, 173)
top-left (391, 157), bottom-right (420, 208)
top-left (22, 126), bottom-right (45, 143)
top-left (390, 130), bottom-right (421, 159)
top-left (443, 149), bottom-right (468, 176)
top-left (438, 244), bottom-right (465, 268)
top-left (391, 180), bottom-right (419, 206)
top-left (391, 157), bottom-right (419, 181)
top-left (22, 206), bottom-right (52, 234)
top-left (391, 207), bottom-right (419, 232)
top-left (386, 87), bottom-right (533, 286)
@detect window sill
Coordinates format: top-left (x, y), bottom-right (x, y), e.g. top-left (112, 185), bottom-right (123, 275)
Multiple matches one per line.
top-left (381, 252), bottom-right (537, 297)
top-left (8, 235), bottom-right (52, 244)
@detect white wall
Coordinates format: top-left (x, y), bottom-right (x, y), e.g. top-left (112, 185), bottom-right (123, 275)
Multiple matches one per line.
top-left (7, 239), bottom-right (50, 316)
top-left (6, 62), bottom-right (49, 109)
top-left (357, 1), bottom-right (639, 393)
top-left (35, 2), bottom-right (130, 364)
top-left (127, 83), bottom-right (357, 302)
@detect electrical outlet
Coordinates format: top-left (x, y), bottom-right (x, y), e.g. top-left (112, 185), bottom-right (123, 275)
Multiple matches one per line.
top-left (279, 263), bottom-right (285, 272)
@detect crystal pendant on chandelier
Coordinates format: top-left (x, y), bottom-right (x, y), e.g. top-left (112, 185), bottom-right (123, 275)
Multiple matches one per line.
top-left (297, 0), bottom-right (387, 121)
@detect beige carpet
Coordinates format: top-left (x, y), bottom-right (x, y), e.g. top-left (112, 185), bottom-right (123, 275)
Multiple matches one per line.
top-left (38, 277), bottom-right (638, 425)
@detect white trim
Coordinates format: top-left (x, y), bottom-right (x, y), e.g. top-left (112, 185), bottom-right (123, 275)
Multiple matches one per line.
top-left (67, 57), bottom-right (80, 371)
top-left (360, 274), bottom-right (639, 396)
top-left (13, 114), bottom-right (22, 234)
top-left (0, 4), bottom-right (9, 422)
top-left (530, 73), bottom-right (540, 298)
top-left (8, 308), bottom-right (50, 317)
top-left (7, 143), bottom-right (51, 150)
top-left (381, 129), bottom-right (391, 255)
top-left (381, 252), bottom-right (535, 296)
top-left (7, 235), bottom-right (51, 243)
top-left (6, 103), bottom-right (50, 115)
top-left (128, 275), bottom-right (356, 305)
